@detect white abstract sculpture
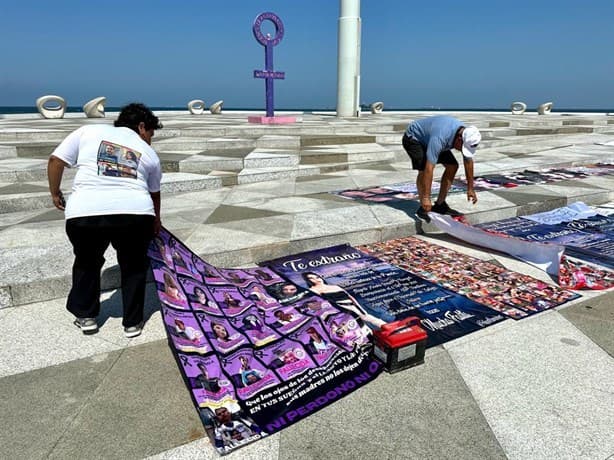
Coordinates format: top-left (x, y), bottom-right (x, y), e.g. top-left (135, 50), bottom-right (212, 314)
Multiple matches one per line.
top-left (83, 96), bottom-right (106, 118)
top-left (537, 102), bottom-right (553, 115)
top-left (188, 99), bottom-right (205, 115)
top-left (36, 95), bottom-right (67, 119)
top-left (209, 100), bottom-right (224, 114)
top-left (370, 101), bottom-right (384, 114)
top-left (510, 101), bottom-right (527, 115)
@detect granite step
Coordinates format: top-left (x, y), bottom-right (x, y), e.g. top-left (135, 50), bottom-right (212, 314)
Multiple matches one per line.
top-left (0, 141), bottom-right (59, 159)
top-left (299, 144), bottom-right (396, 165)
top-left (300, 135), bottom-right (377, 146)
top-left (0, 173), bottom-right (223, 213)
top-left (1, 173), bottom-right (612, 309)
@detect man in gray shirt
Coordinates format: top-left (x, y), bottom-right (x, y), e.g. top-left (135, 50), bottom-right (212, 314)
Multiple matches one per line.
top-left (402, 115), bottom-right (481, 222)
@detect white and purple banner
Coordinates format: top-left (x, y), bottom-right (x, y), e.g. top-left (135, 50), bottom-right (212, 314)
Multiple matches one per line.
top-left (149, 229), bottom-right (382, 455)
top-left (429, 213), bottom-right (564, 276)
top-left (477, 208), bottom-right (614, 270)
top-left (261, 244), bottom-right (507, 347)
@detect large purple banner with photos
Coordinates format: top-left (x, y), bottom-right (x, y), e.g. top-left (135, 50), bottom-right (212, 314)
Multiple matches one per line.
top-left (261, 244), bottom-right (507, 348)
top-left (149, 229), bottom-right (382, 455)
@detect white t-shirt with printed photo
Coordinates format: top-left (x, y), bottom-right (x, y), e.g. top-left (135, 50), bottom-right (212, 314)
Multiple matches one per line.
top-left (51, 124), bottom-right (162, 219)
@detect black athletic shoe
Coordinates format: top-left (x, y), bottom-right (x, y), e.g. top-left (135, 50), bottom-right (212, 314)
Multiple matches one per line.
top-left (415, 206), bottom-right (431, 223)
top-left (432, 201), bottom-right (463, 217)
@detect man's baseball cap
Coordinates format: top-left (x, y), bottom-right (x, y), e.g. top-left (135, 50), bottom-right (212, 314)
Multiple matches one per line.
top-left (461, 126), bottom-right (481, 158)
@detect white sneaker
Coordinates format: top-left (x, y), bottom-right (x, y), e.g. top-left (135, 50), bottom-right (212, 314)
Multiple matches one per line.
top-left (124, 322), bottom-right (144, 338)
top-left (74, 317), bottom-right (98, 335)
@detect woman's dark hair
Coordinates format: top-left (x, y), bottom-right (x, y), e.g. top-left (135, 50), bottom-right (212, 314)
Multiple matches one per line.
top-left (114, 103), bottom-right (163, 132)
top-left (301, 271), bottom-right (323, 287)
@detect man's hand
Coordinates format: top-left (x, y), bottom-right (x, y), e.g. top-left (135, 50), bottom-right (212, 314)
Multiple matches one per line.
top-left (467, 189), bottom-right (478, 204)
top-left (420, 197), bottom-right (432, 212)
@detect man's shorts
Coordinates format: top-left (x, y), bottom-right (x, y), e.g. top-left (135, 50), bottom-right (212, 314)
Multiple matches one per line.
top-left (402, 134), bottom-right (458, 171)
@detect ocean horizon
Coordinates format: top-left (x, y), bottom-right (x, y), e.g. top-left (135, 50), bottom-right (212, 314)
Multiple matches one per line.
top-left (1, 106), bottom-right (613, 115)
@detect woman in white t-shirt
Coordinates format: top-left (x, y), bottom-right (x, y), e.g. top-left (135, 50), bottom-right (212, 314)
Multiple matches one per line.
top-left (47, 103), bottom-right (163, 338)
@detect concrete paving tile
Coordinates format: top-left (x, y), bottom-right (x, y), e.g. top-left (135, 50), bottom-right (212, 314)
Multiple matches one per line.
top-left (540, 182), bottom-right (611, 205)
top-left (490, 187), bottom-right (565, 206)
top-left (212, 214), bottom-right (295, 240)
top-left (446, 311), bottom-right (614, 460)
top-left (0, 299), bottom-right (122, 378)
top-left (350, 174), bottom-right (412, 188)
top-left (0, 284), bottom-right (167, 375)
top-left (370, 203), bottom-right (420, 226)
top-left (19, 207), bottom-right (65, 224)
top-left (161, 210), bottom-right (216, 229)
top-left (291, 207), bottom-right (380, 239)
top-left (163, 188), bottom-right (232, 208)
top-left (184, 224), bottom-right (288, 255)
top-left (0, 219), bottom-right (68, 249)
top-left (559, 291), bottom-right (614, 356)
top-left (146, 434), bottom-right (280, 460)
top-left (286, 229), bottom-right (382, 257)
top-left (216, 189), bottom-right (278, 206)
top-left (231, 178), bottom-right (297, 196)
top-left (0, 209), bottom-right (50, 227)
top-left (572, 175), bottom-right (614, 191)
top-left (296, 176), bottom-right (357, 195)
top-left (0, 348), bottom-right (121, 460)
top-left (48, 341), bottom-right (205, 460)
top-left (249, 196), bottom-right (353, 214)
top-left (279, 351), bottom-right (505, 460)
top-left (204, 204), bottom-right (288, 225)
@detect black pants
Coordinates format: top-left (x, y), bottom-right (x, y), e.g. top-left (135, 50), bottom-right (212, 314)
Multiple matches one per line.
top-left (66, 214), bottom-right (154, 327)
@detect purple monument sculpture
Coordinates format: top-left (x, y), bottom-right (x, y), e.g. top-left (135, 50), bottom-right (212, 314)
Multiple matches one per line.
top-left (248, 12), bottom-right (296, 125)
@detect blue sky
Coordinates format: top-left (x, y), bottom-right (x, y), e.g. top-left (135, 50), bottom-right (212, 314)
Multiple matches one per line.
top-left (1, 0), bottom-right (613, 109)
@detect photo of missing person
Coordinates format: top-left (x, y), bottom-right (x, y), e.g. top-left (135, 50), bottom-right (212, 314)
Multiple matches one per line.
top-left (151, 261), bottom-right (189, 310)
top-left (242, 283), bottom-right (280, 310)
top-left (295, 296), bottom-right (337, 319)
top-left (209, 286), bottom-right (252, 316)
top-left (260, 339), bottom-right (315, 381)
top-left (150, 234), bottom-right (173, 266)
top-left (265, 306), bottom-right (309, 333)
top-left (163, 307), bottom-right (210, 353)
top-left (233, 308), bottom-right (279, 346)
top-left (178, 354), bottom-right (234, 406)
top-left (192, 259), bottom-right (227, 285)
top-left (216, 268), bottom-right (253, 288)
top-left (220, 349), bottom-right (280, 401)
top-left (265, 281), bottom-right (307, 305)
top-left (181, 279), bottom-right (223, 315)
top-left (194, 313), bottom-right (248, 354)
top-left (199, 404), bottom-right (264, 454)
top-left (324, 313), bottom-right (370, 351)
top-left (289, 320), bottom-right (340, 366)
top-left (243, 267), bottom-right (284, 286)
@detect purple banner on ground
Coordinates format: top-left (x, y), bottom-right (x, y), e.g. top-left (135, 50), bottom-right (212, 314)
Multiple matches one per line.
top-left (149, 229), bottom-right (382, 455)
top-left (330, 165), bottom-right (614, 203)
top-left (261, 244), bottom-right (506, 348)
top-left (331, 182), bottom-right (462, 204)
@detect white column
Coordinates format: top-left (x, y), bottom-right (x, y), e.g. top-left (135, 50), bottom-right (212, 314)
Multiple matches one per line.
top-left (336, 0), bottom-right (361, 118)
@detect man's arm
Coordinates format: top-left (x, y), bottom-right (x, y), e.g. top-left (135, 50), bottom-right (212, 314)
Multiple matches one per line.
top-left (47, 156), bottom-right (69, 210)
top-left (463, 158), bottom-right (478, 204)
top-left (150, 191), bottom-right (161, 235)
